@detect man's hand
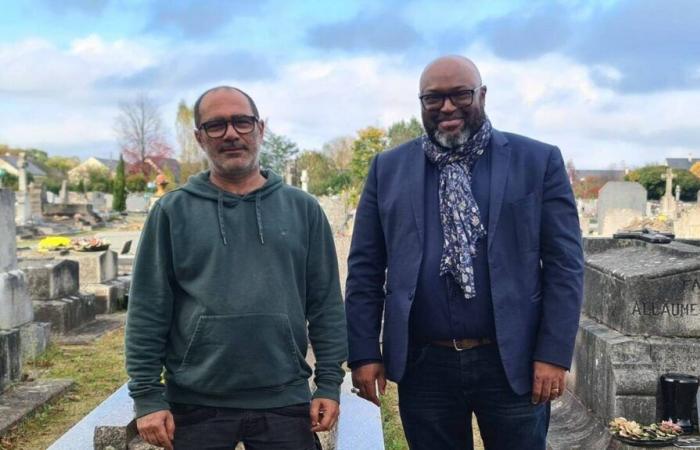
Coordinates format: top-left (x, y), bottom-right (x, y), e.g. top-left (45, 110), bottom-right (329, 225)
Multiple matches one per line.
top-left (531, 361), bottom-right (567, 404)
top-left (351, 362), bottom-right (386, 407)
top-left (310, 398), bottom-right (339, 432)
top-left (136, 410), bottom-right (175, 450)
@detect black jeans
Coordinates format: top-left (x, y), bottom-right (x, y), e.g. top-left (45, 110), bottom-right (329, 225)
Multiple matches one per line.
top-left (399, 343), bottom-right (550, 450)
top-left (171, 402), bottom-right (321, 450)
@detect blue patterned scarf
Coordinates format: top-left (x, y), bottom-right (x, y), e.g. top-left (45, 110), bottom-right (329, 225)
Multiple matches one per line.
top-left (422, 118), bottom-right (492, 299)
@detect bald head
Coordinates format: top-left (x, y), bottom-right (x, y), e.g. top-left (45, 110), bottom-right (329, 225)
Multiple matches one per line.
top-left (194, 86), bottom-right (259, 128)
top-left (419, 56), bottom-right (482, 93)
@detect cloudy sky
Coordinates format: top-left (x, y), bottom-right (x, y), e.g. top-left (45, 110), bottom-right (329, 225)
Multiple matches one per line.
top-left (0, 0), bottom-right (698, 169)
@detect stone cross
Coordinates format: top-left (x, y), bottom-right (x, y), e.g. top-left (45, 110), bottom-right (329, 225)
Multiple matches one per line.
top-left (301, 169), bottom-right (309, 193)
top-left (661, 166), bottom-right (674, 199)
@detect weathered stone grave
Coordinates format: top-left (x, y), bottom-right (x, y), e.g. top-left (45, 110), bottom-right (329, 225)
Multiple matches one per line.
top-left (19, 259), bottom-right (96, 335)
top-left (126, 194), bottom-right (149, 213)
top-left (63, 249), bottom-right (129, 314)
top-left (597, 182), bottom-right (646, 236)
top-left (676, 207), bottom-right (700, 239)
top-left (0, 188), bottom-right (71, 437)
top-left (548, 237), bottom-right (700, 449)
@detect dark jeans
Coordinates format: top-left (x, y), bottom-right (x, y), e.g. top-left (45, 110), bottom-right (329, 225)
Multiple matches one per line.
top-left (398, 343), bottom-right (550, 450)
top-left (171, 402), bottom-right (320, 450)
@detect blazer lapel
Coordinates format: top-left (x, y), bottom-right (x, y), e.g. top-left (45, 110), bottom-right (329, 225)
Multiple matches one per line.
top-left (409, 141), bottom-right (426, 246)
top-left (488, 130), bottom-right (511, 251)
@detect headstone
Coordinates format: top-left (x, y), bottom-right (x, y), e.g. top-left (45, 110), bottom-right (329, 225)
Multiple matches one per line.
top-left (59, 180), bottom-right (68, 204)
top-left (573, 238), bottom-right (700, 424)
top-left (597, 182), bottom-right (646, 235)
top-left (126, 194), bottom-right (148, 213)
top-left (599, 208), bottom-right (642, 237)
top-left (675, 206), bottom-right (700, 239)
top-left (28, 182), bottom-right (45, 221)
top-left (676, 184), bottom-right (682, 202)
top-left (301, 169), bottom-right (309, 193)
top-left (0, 190), bottom-right (33, 330)
top-left (89, 192), bottom-right (106, 212)
top-left (15, 153), bottom-right (31, 225)
top-left (60, 250), bottom-right (125, 314)
top-left (0, 189), bottom-right (50, 389)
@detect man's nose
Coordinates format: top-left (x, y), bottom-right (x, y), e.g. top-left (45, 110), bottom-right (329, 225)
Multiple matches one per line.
top-left (440, 97), bottom-right (457, 113)
top-left (223, 121), bottom-right (241, 140)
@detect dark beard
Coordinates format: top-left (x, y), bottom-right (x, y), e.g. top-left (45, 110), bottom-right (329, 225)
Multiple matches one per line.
top-left (427, 107), bottom-right (486, 150)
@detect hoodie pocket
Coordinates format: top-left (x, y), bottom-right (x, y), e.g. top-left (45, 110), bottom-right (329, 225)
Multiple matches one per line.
top-left (174, 313), bottom-right (302, 394)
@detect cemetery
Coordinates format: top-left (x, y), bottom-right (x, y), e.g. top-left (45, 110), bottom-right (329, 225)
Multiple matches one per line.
top-left (2, 155), bottom-right (700, 449)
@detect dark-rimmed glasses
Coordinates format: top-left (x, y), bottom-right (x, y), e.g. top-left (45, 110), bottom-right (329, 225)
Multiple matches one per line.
top-left (419, 86), bottom-right (483, 111)
top-left (199, 115), bottom-right (259, 138)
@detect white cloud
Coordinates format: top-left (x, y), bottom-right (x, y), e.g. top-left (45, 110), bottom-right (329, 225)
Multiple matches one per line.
top-left (1, 38), bottom-right (698, 169)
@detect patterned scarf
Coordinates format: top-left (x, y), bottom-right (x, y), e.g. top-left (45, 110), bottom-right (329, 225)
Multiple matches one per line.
top-left (422, 118), bottom-right (492, 300)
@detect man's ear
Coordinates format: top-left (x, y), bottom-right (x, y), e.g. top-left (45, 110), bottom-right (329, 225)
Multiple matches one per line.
top-left (194, 129), bottom-right (204, 148)
top-left (258, 119), bottom-right (265, 139)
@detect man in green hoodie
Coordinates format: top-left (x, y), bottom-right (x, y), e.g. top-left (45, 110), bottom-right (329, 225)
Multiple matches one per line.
top-left (125, 86), bottom-right (347, 450)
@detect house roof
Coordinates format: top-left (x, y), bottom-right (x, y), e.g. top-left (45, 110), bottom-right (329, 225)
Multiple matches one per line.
top-left (0, 155), bottom-right (47, 177)
top-left (92, 157), bottom-right (120, 172)
top-left (666, 158), bottom-right (700, 170)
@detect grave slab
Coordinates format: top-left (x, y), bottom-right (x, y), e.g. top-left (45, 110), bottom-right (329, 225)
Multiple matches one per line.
top-left (0, 379), bottom-right (74, 437)
top-left (20, 259), bottom-right (79, 301)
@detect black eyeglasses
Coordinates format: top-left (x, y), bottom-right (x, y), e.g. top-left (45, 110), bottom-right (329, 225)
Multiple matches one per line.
top-left (199, 115), bottom-right (259, 138)
top-left (419, 86), bottom-right (483, 111)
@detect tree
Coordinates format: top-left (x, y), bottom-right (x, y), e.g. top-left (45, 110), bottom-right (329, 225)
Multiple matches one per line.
top-left (296, 151), bottom-right (350, 196)
top-left (112, 155), bottom-right (126, 212)
top-left (261, 131), bottom-right (299, 174)
top-left (625, 165), bottom-right (666, 200)
top-left (45, 156), bottom-right (80, 174)
top-left (175, 100), bottom-right (207, 182)
top-left (126, 173), bottom-right (147, 192)
top-left (386, 117), bottom-right (423, 148)
top-left (322, 136), bottom-right (355, 171)
top-left (115, 94), bottom-right (173, 176)
top-left (350, 127), bottom-right (387, 185)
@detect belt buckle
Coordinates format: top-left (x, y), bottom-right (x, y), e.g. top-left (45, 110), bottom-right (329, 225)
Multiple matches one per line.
top-left (452, 339), bottom-right (475, 351)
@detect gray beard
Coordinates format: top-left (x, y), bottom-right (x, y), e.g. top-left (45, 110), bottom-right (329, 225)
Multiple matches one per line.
top-left (434, 127), bottom-right (471, 149)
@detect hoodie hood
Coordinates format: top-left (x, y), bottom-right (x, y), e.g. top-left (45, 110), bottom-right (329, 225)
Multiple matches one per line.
top-left (180, 170), bottom-right (283, 246)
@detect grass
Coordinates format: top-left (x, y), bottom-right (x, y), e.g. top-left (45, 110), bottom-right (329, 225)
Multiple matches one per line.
top-left (381, 381), bottom-right (484, 450)
top-left (0, 327), bottom-right (127, 450)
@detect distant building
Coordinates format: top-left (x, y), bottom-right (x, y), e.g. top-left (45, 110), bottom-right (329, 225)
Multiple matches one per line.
top-left (665, 157), bottom-right (700, 170)
top-left (0, 154), bottom-right (47, 180)
top-left (67, 157), bottom-right (119, 183)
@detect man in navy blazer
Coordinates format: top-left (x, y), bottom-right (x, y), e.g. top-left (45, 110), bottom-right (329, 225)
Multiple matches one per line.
top-left (345, 55), bottom-right (584, 449)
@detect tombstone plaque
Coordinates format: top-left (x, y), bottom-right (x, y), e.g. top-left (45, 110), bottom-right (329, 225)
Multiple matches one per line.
top-left (597, 182), bottom-right (646, 235)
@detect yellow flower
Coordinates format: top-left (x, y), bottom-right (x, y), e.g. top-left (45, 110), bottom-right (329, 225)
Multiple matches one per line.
top-left (38, 236), bottom-right (71, 252)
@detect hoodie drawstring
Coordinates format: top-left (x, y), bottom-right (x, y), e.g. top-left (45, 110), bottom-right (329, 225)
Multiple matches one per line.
top-left (255, 191), bottom-right (264, 245)
top-left (217, 191), bottom-right (228, 246)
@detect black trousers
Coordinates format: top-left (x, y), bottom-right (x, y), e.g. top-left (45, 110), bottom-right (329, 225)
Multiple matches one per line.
top-left (171, 402), bottom-right (321, 450)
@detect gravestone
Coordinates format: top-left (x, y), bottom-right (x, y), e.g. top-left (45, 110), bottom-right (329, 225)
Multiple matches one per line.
top-left (15, 153), bottom-right (31, 225)
top-left (59, 180), bottom-right (68, 204)
top-left (676, 207), bottom-right (700, 239)
top-left (19, 259), bottom-right (96, 335)
top-left (28, 182), bottom-right (46, 221)
top-left (661, 167), bottom-right (678, 219)
top-left (62, 250), bottom-right (128, 314)
top-left (126, 194), bottom-right (148, 213)
top-left (550, 237), bottom-right (700, 449)
top-left (0, 189), bottom-right (50, 392)
top-left (597, 182), bottom-right (646, 236)
top-left (549, 237), bottom-right (700, 449)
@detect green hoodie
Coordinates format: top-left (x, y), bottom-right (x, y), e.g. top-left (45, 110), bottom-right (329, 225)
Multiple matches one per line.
top-left (125, 170), bottom-right (347, 418)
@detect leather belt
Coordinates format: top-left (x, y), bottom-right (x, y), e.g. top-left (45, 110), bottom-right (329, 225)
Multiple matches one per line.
top-left (430, 338), bottom-right (493, 352)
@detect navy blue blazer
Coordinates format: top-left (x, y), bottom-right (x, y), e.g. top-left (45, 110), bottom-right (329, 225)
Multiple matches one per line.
top-left (345, 130), bottom-right (584, 395)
